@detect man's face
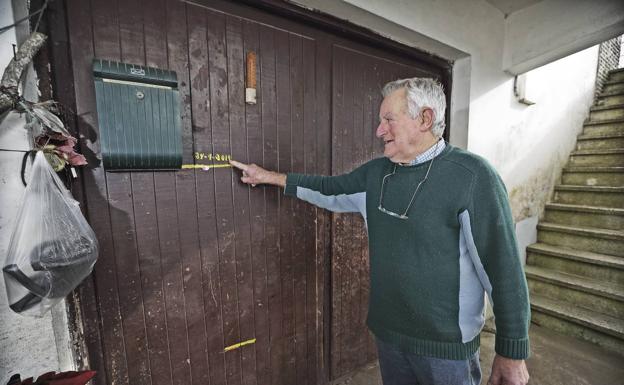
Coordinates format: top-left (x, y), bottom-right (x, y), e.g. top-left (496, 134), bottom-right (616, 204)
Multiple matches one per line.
top-left (376, 88), bottom-right (424, 163)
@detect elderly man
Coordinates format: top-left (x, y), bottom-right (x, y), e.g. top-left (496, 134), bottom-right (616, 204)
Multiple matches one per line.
top-left (231, 78), bottom-right (530, 385)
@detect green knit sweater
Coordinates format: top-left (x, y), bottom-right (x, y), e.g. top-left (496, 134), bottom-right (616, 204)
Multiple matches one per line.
top-left (285, 144), bottom-right (530, 360)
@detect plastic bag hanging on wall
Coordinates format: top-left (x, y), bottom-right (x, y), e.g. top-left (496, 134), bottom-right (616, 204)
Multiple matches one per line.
top-left (2, 152), bottom-right (99, 317)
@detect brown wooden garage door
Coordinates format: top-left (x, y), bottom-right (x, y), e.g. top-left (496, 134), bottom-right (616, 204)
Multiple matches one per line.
top-left (48, 0), bottom-right (450, 384)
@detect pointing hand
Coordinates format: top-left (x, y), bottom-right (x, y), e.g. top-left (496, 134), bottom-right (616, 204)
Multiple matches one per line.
top-left (230, 160), bottom-right (286, 187)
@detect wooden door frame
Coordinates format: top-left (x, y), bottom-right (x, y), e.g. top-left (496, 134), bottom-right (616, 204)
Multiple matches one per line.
top-left (40, 0), bottom-right (453, 383)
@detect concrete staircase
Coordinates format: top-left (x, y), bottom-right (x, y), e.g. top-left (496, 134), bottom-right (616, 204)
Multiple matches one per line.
top-left (525, 67), bottom-right (624, 356)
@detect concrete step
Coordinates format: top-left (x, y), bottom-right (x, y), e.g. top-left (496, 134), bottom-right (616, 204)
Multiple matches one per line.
top-left (603, 80), bottom-right (624, 95)
top-left (568, 148), bottom-right (624, 167)
top-left (553, 185), bottom-right (624, 208)
top-left (596, 91), bottom-right (624, 107)
top-left (600, 87), bottom-right (624, 97)
top-left (537, 222), bottom-right (624, 257)
top-left (562, 166), bottom-right (624, 187)
top-left (589, 104), bottom-right (624, 121)
top-left (525, 265), bottom-right (624, 318)
top-left (544, 203), bottom-right (624, 230)
top-left (576, 132), bottom-right (624, 150)
top-left (530, 294), bottom-right (624, 356)
top-left (527, 243), bottom-right (624, 284)
top-left (583, 118), bottom-right (624, 136)
top-left (609, 68), bottom-right (624, 83)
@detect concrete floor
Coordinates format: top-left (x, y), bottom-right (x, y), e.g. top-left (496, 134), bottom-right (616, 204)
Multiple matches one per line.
top-left (331, 323), bottom-right (624, 385)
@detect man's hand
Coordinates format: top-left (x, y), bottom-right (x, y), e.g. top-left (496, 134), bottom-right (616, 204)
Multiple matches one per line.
top-left (230, 160), bottom-right (287, 187)
top-left (488, 354), bottom-right (529, 385)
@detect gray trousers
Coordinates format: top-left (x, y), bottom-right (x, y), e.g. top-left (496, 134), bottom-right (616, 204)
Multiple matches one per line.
top-left (376, 338), bottom-right (482, 385)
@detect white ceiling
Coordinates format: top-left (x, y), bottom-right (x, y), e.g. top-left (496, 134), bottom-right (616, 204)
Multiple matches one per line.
top-left (485, 0), bottom-right (544, 15)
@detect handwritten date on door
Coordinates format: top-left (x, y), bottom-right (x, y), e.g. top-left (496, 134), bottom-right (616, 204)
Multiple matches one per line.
top-left (194, 152), bottom-right (232, 162)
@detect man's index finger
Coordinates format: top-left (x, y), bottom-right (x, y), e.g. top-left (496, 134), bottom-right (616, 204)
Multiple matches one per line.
top-left (229, 160), bottom-right (249, 171)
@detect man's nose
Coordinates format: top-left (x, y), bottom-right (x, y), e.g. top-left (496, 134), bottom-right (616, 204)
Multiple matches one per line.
top-left (376, 122), bottom-right (387, 138)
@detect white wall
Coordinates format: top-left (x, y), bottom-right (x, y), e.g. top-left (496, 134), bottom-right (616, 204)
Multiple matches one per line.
top-left (0, 0), bottom-right (71, 382)
top-left (509, 46), bottom-right (599, 262)
top-left (503, 46), bottom-right (599, 221)
top-left (504, 0), bottom-right (624, 74)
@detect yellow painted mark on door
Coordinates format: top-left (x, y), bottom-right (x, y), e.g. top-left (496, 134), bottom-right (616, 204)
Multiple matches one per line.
top-left (224, 338), bottom-right (256, 352)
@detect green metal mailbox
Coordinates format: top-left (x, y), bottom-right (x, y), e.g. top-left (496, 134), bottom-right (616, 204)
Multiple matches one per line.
top-left (93, 59), bottom-right (182, 170)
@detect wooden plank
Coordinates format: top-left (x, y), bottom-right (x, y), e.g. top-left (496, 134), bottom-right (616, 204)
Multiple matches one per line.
top-left (358, 58), bottom-right (371, 369)
top-left (289, 33), bottom-right (308, 385)
top-left (258, 24), bottom-right (281, 385)
top-left (349, 51), bottom-right (365, 370)
top-left (330, 43), bottom-right (344, 379)
top-left (142, 11), bottom-right (172, 381)
top-left (314, 36), bottom-right (332, 385)
top-left (91, 0), bottom-right (120, 61)
top-left (107, 171), bottom-right (150, 384)
top-left (131, 171), bottom-right (172, 385)
top-left (243, 19), bottom-right (271, 385)
top-left (207, 11), bottom-right (243, 385)
top-left (188, 6), bottom-right (227, 385)
top-left (144, 0), bottom-right (167, 68)
top-left (175, 170), bottom-right (211, 385)
top-left (368, 57), bottom-right (388, 365)
top-left (166, 1), bottom-right (211, 385)
top-left (342, 48), bottom-right (356, 375)
top-left (302, 37), bottom-right (318, 385)
top-left (338, 45), bottom-right (356, 377)
top-left (153, 173), bottom-right (191, 385)
top-left (119, 0), bottom-right (144, 64)
top-left (361, 54), bottom-right (371, 369)
top-left (364, 60), bottom-right (378, 365)
top-left (167, 0), bottom-right (194, 165)
top-left (358, 58), bottom-right (371, 370)
top-left (226, 14), bottom-right (258, 385)
top-left (275, 28), bottom-right (294, 385)
top-left (373, 61), bottom-right (386, 158)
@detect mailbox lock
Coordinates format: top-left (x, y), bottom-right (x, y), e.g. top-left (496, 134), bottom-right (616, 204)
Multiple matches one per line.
top-left (136, 90), bottom-right (145, 100)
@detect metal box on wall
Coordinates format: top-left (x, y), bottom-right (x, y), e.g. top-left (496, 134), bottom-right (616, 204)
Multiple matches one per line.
top-left (93, 60), bottom-right (182, 170)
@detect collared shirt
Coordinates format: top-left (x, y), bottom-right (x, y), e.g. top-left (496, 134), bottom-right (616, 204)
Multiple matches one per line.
top-left (406, 138), bottom-right (446, 166)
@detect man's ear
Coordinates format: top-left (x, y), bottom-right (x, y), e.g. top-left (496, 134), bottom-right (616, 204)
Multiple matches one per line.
top-left (419, 108), bottom-right (435, 132)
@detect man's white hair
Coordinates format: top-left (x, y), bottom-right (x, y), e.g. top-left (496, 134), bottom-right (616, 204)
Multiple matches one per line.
top-left (382, 78), bottom-right (446, 137)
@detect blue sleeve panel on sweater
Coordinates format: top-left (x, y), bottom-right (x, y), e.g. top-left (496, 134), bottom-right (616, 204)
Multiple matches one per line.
top-left (295, 187), bottom-right (367, 220)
